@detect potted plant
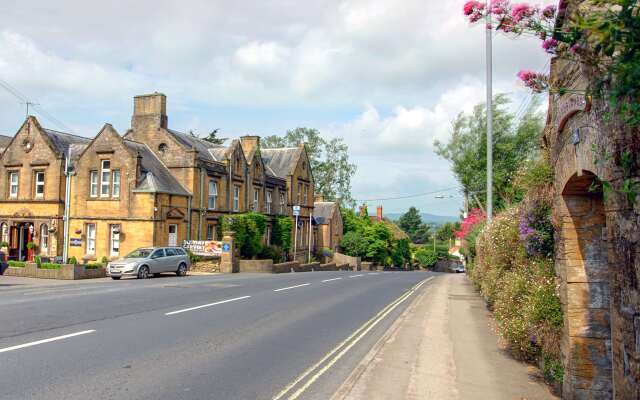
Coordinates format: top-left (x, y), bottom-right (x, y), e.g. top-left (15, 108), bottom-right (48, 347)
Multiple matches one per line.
top-left (0, 241), bottom-right (9, 261)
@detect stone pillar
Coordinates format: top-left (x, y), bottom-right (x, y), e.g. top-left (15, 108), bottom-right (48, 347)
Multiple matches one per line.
top-left (219, 231), bottom-right (236, 273)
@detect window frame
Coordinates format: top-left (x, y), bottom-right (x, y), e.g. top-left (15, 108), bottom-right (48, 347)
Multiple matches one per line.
top-left (266, 190), bottom-right (272, 214)
top-left (100, 160), bottom-right (111, 198)
top-left (297, 182), bottom-right (302, 205)
top-left (86, 223), bottom-right (96, 255)
top-left (34, 171), bottom-right (45, 199)
top-left (208, 180), bottom-right (217, 210)
top-left (8, 171), bottom-right (18, 198)
top-left (280, 192), bottom-right (286, 214)
top-left (109, 224), bottom-right (120, 257)
top-left (253, 189), bottom-right (259, 211)
top-left (112, 170), bottom-right (121, 198)
top-left (233, 186), bottom-right (240, 212)
top-left (0, 223), bottom-right (8, 244)
top-left (89, 170), bottom-right (98, 197)
top-left (206, 224), bottom-right (215, 240)
top-left (40, 224), bottom-right (49, 254)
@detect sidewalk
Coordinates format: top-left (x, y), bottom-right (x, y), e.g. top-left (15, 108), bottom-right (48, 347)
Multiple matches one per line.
top-left (332, 274), bottom-right (558, 400)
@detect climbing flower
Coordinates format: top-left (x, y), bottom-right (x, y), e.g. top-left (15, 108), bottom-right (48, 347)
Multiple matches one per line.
top-left (463, 0), bottom-right (485, 16)
top-left (541, 37), bottom-right (558, 53)
top-left (511, 3), bottom-right (535, 22)
top-left (541, 4), bottom-right (556, 19)
top-left (517, 69), bottom-right (549, 93)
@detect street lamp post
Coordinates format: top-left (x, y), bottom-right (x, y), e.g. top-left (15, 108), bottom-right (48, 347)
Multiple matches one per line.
top-left (486, 0), bottom-right (493, 223)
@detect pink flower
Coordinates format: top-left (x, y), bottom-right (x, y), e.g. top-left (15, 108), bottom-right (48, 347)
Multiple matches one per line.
top-left (517, 69), bottom-right (549, 93)
top-left (490, 0), bottom-right (510, 15)
top-left (570, 43), bottom-right (580, 54)
top-left (463, 0), bottom-right (485, 15)
top-left (541, 37), bottom-right (558, 53)
top-left (541, 4), bottom-right (556, 19)
top-left (511, 3), bottom-right (534, 22)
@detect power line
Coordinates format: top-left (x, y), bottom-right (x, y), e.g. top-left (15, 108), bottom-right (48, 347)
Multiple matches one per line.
top-left (354, 186), bottom-right (461, 202)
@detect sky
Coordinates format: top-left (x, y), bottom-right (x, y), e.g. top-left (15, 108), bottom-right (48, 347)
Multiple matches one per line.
top-left (0, 0), bottom-right (552, 217)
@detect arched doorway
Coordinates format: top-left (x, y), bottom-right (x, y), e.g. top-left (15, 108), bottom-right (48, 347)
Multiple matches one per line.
top-left (559, 171), bottom-right (612, 398)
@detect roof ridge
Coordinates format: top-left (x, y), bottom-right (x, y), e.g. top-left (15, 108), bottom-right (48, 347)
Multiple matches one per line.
top-left (42, 127), bottom-right (90, 141)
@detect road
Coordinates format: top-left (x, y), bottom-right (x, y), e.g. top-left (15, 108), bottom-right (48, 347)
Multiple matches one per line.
top-left (0, 270), bottom-right (434, 400)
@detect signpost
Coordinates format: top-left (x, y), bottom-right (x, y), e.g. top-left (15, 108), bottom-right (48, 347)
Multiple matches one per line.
top-left (293, 206), bottom-right (300, 260)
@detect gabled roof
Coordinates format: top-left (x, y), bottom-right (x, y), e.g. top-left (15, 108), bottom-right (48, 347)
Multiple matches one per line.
top-left (124, 140), bottom-right (190, 197)
top-left (0, 135), bottom-right (12, 152)
top-left (167, 129), bottom-right (219, 163)
top-left (41, 128), bottom-right (90, 157)
top-left (260, 147), bottom-right (303, 178)
top-left (314, 202), bottom-right (337, 224)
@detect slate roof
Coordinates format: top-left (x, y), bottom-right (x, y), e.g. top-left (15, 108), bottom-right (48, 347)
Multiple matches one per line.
top-left (41, 128), bottom-right (90, 157)
top-left (167, 129), bottom-right (219, 163)
top-left (124, 140), bottom-right (190, 196)
top-left (313, 202), bottom-right (337, 224)
top-left (0, 135), bottom-right (12, 153)
top-left (260, 147), bottom-right (302, 178)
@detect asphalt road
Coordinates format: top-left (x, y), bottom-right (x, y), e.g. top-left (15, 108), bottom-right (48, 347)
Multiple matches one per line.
top-left (0, 270), bottom-right (434, 400)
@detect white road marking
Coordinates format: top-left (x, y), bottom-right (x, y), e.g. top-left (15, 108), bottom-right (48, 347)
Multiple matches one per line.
top-left (0, 330), bottom-right (96, 354)
top-left (274, 283), bottom-right (310, 292)
top-left (321, 278), bottom-right (342, 283)
top-left (349, 274), bottom-right (364, 278)
top-left (165, 296), bottom-right (251, 316)
top-left (368, 273), bottom-right (379, 275)
top-left (273, 276), bottom-right (434, 400)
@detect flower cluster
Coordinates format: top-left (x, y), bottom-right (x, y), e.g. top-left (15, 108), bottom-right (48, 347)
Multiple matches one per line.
top-left (518, 202), bottom-right (553, 258)
top-left (455, 208), bottom-right (486, 239)
top-left (516, 69), bottom-right (549, 93)
top-left (463, 1), bottom-right (486, 23)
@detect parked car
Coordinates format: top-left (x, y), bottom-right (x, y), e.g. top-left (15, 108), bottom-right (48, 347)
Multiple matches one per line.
top-left (454, 266), bottom-right (466, 273)
top-left (107, 247), bottom-right (190, 280)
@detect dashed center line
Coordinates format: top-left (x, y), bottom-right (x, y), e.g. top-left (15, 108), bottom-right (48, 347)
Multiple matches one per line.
top-left (274, 283), bottom-right (311, 292)
top-left (321, 278), bottom-right (342, 283)
top-left (165, 296), bottom-right (252, 315)
top-left (349, 274), bottom-right (364, 278)
top-left (0, 330), bottom-right (96, 354)
top-left (368, 273), bottom-right (379, 275)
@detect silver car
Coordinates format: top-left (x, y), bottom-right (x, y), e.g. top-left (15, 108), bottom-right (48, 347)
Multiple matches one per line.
top-left (108, 247), bottom-right (191, 280)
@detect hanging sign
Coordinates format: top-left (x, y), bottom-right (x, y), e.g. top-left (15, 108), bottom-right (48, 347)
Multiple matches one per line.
top-left (183, 240), bottom-right (223, 257)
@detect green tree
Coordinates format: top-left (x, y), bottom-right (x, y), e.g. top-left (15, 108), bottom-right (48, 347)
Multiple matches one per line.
top-left (414, 248), bottom-right (438, 269)
top-left (398, 207), bottom-right (422, 237)
top-left (202, 128), bottom-right (227, 145)
top-left (221, 212), bottom-right (267, 258)
top-left (262, 127), bottom-right (357, 206)
top-left (434, 94), bottom-right (543, 212)
top-left (340, 231), bottom-right (368, 258)
top-left (435, 222), bottom-right (459, 242)
top-left (412, 224), bottom-right (431, 244)
top-left (392, 238), bottom-right (412, 268)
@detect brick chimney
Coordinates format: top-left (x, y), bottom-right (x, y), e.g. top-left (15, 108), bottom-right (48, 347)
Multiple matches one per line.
top-left (240, 135), bottom-right (260, 157)
top-left (376, 205), bottom-right (383, 222)
top-left (132, 92), bottom-right (168, 131)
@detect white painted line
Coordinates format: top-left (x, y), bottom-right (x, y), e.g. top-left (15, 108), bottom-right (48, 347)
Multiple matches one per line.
top-left (165, 296), bottom-right (251, 316)
top-left (274, 283), bottom-right (310, 292)
top-left (349, 274), bottom-right (364, 278)
top-left (382, 271), bottom-right (391, 274)
top-left (0, 330), bottom-right (96, 354)
top-left (321, 278), bottom-right (342, 283)
top-left (368, 273), bottom-right (379, 275)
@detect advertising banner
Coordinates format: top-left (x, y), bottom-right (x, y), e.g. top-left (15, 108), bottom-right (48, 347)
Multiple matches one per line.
top-left (182, 240), bottom-right (223, 257)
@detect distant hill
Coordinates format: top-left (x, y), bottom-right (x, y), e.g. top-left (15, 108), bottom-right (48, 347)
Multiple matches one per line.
top-left (384, 212), bottom-right (459, 225)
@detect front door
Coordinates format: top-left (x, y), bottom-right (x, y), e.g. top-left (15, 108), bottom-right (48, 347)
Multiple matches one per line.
top-left (168, 224), bottom-right (178, 247)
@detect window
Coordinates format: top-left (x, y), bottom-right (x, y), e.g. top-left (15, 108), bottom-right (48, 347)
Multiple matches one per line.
top-left (90, 171), bottom-right (98, 197)
top-left (208, 181), bottom-right (217, 210)
top-left (158, 143), bottom-right (168, 154)
top-left (165, 248), bottom-right (177, 256)
top-left (112, 170), bottom-right (120, 198)
top-left (207, 224), bottom-right (215, 240)
top-left (280, 192), bottom-right (286, 214)
top-left (0, 223), bottom-right (7, 244)
top-left (100, 160), bottom-right (111, 197)
top-left (303, 185), bottom-right (308, 206)
top-left (253, 189), bottom-right (259, 211)
top-left (175, 248), bottom-right (186, 255)
top-left (151, 249), bottom-right (165, 259)
top-left (266, 191), bottom-right (272, 214)
top-left (86, 224), bottom-right (96, 255)
top-left (9, 172), bottom-right (18, 198)
top-left (297, 182), bottom-right (302, 205)
top-left (40, 224), bottom-right (49, 254)
top-left (34, 171), bottom-right (45, 198)
top-left (109, 224), bottom-right (120, 256)
top-left (266, 225), bottom-right (271, 245)
top-left (233, 186), bottom-right (240, 211)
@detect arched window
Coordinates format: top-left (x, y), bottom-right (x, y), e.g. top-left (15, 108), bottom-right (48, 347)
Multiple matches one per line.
top-left (158, 143), bottom-right (168, 154)
top-left (40, 224), bottom-right (49, 254)
top-left (0, 223), bottom-right (7, 244)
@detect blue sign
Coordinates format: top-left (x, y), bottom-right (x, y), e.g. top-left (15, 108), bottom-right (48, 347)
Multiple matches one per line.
top-left (222, 243), bottom-right (231, 253)
top-left (70, 238), bottom-right (82, 247)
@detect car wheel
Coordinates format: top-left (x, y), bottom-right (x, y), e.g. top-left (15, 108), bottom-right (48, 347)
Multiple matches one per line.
top-left (137, 265), bottom-right (150, 279)
top-left (176, 263), bottom-right (187, 277)
top-left (111, 276), bottom-right (121, 280)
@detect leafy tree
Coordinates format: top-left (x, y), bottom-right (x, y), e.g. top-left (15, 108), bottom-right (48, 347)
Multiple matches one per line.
top-left (271, 216), bottom-right (293, 255)
top-left (262, 127), bottom-right (357, 206)
top-left (221, 212), bottom-right (267, 258)
top-left (398, 207), bottom-right (422, 237)
top-left (434, 94), bottom-right (543, 212)
top-left (392, 238), bottom-right (412, 268)
top-left (202, 128), bottom-right (227, 145)
top-left (412, 224), bottom-right (431, 244)
top-left (340, 231), bottom-right (368, 258)
top-left (414, 248), bottom-right (438, 269)
top-left (435, 222), bottom-right (459, 242)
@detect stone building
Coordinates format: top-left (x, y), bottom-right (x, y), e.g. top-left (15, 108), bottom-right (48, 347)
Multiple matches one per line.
top-left (313, 196), bottom-right (343, 252)
top-left (0, 92), bottom-right (318, 263)
top-left (544, 2), bottom-right (640, 398)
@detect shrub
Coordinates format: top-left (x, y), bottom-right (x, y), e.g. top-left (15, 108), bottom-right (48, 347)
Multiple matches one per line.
top-left (67, 256), bottom-right (78, 265)
top-left (34, 255), bottom-right (41, 267)
top-left (271, 216), bottom-right (293, 254)
top-left (414, 248), bottom-right (438, 269)
top-left (85, 263), bottom-right (103, 269)
top-left (319, 247), bottom-right (334, 258)
top-left (26, 241), bottom-right (37, 250)
top-left (258, 245), bottom-right (284, 263)
top-left (101, 256), bottom-right (109, 264)
top-left (39, 263), bottom-right (62, 269)
top-left (187, 250), bottom-right (200, 263)
top-left (0, 241), bottom-right (9, 248)
top-left (8, 260), bottom-right (25, 268)
top-left (340, 231), bottom-right (368, 258)
top-left (221, 212), bottom-right (267, 258)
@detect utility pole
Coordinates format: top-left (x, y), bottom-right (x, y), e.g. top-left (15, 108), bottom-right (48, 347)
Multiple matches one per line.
top-left (23, 101), bottom-right (39, 118)
top-left (486, 0), bottom-right (493, 223)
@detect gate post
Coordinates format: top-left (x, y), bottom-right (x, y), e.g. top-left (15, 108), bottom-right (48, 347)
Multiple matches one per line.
top-left (220, 231), bottom-right (236, 273)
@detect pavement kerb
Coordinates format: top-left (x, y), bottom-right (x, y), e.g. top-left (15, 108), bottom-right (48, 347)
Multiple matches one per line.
top-left (330, 274), bottom-right (438, 400)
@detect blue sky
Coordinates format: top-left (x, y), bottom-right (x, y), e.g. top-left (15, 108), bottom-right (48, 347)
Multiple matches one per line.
top-left (0, 0), bottom-right (552, 217)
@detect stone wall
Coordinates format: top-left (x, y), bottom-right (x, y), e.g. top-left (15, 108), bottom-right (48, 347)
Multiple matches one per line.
top-left (334, 252), bottom-right (360, 270)
top-left (238, 259), bottom-right (274, 273)
top-left (544, 37), bottom-right (640, 398)
top-left (4, 264), bottom-right (106, 279)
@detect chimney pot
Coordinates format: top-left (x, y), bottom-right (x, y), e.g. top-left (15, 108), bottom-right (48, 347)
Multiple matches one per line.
top-left (376, 205), bottom-right (383, 222)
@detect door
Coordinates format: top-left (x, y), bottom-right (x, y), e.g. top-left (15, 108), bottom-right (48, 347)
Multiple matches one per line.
top-left (149, 249), bottom-right (165, 273)
top-left (168, 224), bottom-right (178, 247)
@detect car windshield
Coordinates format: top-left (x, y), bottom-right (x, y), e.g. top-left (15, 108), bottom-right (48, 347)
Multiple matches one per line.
top-left (125, 248), bottom-right (153, 258)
